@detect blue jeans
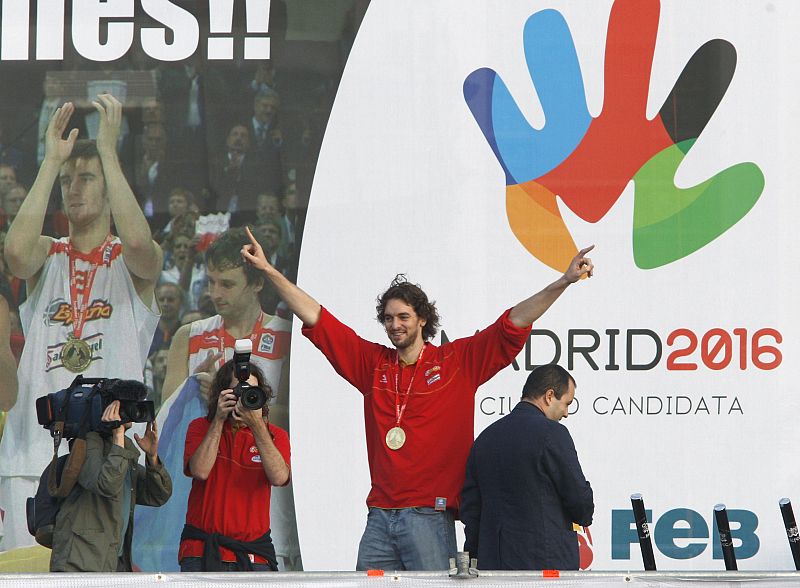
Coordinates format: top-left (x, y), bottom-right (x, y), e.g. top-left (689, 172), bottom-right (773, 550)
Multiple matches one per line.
top-left (356, 507), bottom-right (457, 571)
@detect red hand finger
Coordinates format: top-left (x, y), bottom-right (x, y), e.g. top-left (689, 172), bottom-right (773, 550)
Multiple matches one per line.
top-left (602, 0), bottom-right (659, 113)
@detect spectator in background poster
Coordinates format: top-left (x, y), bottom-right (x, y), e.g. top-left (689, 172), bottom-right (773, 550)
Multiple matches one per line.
top-left (209, 124), bottom-right (265, 215)
top-left (247, 91), bottom-right (284, 195)
top-left (0, 165), bottom-right (17, 212)
top-left (132, 123), bottom-right (182, 227)
top-left (148, 348), bottom-right (170, 413)
top-left (153, 188), bottom-right (196, 243)
top-left (1, 184), bottom-right (27, 231)
top-left (150, 282), bottom-right (184, 356)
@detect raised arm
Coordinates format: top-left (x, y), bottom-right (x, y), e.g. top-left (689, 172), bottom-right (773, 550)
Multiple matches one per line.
top-left (93, 94), bottom-right (162, 283)
top-left (508, 245), bottom-right (594, 328)
top-left (241, 226), bottom-right (321, 326)
top-left (162, 324), bottom-right (191, 401)
top-left (5, 103), bottom-right (79, 279)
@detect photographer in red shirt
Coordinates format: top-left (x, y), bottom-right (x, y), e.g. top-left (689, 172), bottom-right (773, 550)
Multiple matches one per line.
top-left (179, 359), bottom-right (290, 571)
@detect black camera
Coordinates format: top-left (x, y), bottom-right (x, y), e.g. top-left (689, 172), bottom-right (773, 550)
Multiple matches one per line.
top-left (35, 376), bottom-right (154, 438)
top-left (232, 339), bottom-right (267, 410)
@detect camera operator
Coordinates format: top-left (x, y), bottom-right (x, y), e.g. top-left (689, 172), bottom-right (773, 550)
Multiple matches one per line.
top-left (50, 401), bottom-right (172, 571)
top-left (179, 359), bottom-right (289, 571)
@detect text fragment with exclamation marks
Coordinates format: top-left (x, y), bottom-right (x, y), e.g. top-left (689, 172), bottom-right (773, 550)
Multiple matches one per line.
top-left (208, 0), bottom-right (271, 60)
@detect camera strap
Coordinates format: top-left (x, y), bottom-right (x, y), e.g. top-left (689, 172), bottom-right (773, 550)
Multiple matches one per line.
top-left (47, 422), bottom-right (86, 498)
top-left (46, 380), bottom-right (103, 498)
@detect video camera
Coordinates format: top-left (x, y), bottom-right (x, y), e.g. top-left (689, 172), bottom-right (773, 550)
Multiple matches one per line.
top-left (35, 376), bottom-right (154, 438)
top-left (232, 339), bottom-right (268, 410)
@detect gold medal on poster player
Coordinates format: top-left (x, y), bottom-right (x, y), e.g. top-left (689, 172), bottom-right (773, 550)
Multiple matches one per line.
top-left (385, 426), bottom-right (406, 450)
top-left (62, 334), bottom-right (92, 373)
top-left (64, 235), bottom-right (111, 374)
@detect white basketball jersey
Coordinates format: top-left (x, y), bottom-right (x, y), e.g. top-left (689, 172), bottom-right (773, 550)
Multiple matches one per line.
top-left (0, 237), bottom-right (159, 477)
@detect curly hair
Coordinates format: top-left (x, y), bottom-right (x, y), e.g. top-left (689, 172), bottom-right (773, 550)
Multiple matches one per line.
top-left (375, 274), bottom-right (441, 341)
top-left (206, 359), bottom-right (274, 421)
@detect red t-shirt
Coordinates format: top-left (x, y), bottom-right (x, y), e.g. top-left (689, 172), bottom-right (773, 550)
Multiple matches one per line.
top-left (302, 307), bottom-right (530, 514)
top-left (179, 418), bottom-right (291, 563)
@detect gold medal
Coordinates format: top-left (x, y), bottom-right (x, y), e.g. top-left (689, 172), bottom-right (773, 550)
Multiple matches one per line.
top-left (62, 336), bottom-right (92, 373)
top-left (64, 235), bottom-right (112, 373)
top-left (385, 426), bottom-right (406, 450)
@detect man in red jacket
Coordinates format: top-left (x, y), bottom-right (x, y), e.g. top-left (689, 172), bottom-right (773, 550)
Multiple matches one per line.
top-left (241, 227), bottom-right (594, 571)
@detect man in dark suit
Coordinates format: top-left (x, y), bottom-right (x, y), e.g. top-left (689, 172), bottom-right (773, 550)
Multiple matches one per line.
top-left (132, 123), bottom-right (187, 226)
top-left (461, 364), bottom-right (593, 570)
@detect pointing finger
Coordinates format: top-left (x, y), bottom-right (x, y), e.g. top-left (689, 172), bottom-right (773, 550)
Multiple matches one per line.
top-left (245, 226), bottom-right (260, 247)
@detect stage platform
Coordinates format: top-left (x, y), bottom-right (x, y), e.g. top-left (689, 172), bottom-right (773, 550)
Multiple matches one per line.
top-left (1, 571), bottom-right (800, 587)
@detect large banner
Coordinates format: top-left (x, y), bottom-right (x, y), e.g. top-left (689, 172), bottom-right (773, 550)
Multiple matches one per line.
top-left (291, 0), bottom-right (796, 572)
top-left (0, 0), bottom-right (796, 574)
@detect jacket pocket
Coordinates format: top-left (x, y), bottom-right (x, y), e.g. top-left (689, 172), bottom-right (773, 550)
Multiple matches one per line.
top-left (67, 528), bottom-right (116, 572)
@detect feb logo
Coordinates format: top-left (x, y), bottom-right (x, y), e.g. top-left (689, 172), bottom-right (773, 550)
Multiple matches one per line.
top-left (259, 332), bottom-right (275, 354)
top-left (463, 0), bottom-right (764, 271)
top-left (612, 507), bottom-right (759, 561)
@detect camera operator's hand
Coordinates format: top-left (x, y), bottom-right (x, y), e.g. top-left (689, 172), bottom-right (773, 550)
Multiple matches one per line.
top-left (232, 399), bottom-right (268, 431)
top-left (134, 420), bottom-right (160, 466)
top-left (101, 400), bottom-right (125, 447)
top-left (215, 389), bottom-right (238, 422)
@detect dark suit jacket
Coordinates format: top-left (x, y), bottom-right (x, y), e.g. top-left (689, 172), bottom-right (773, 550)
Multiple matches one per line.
top-left (461, 401), bottom-right (593, 570)
top-left (208, 151), bottom-right (273, 214)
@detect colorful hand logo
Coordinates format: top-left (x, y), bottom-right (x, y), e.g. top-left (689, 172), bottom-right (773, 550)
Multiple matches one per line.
top-left (464, 0), bottom-right (764, 271)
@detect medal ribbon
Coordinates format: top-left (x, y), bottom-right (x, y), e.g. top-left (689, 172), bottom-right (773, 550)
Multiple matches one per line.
top-left (394, 343), bottom-right (426, 427)
top-left (217, 311), bottom-right (266, 368)
top-left (67, 235), bottom-right (113, 340)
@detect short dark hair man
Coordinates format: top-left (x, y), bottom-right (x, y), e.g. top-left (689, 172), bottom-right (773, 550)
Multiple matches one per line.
top-left (162, 228), bottom-right (290, 406)
top-left (241, 227), bottom-right (594, 571)
top-left (460, 364), bottom-right (594, 571)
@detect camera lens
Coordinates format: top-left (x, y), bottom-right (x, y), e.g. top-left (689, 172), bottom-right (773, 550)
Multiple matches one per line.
top-left (241, 387), bottom-right (266, 410)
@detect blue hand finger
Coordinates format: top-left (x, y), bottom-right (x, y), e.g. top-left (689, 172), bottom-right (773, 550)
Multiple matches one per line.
top-left (520, 10), bottom-right (591, 163)
top-left (463, 68), bottom-right (515, 182)
top-left (463, 9), bottom-right (590, 185)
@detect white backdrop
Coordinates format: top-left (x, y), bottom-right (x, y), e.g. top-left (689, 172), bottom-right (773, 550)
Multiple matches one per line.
top-left (291, 0), bottom-right (799, 571)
